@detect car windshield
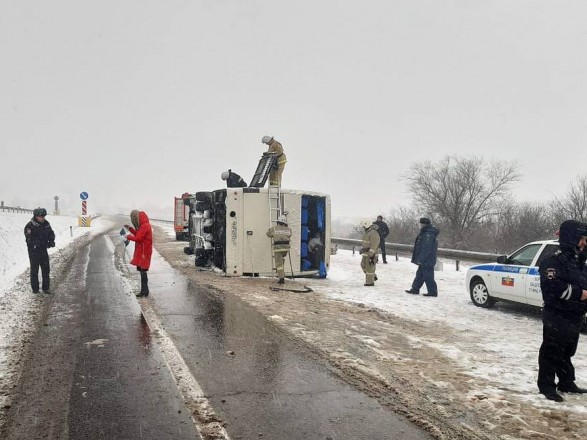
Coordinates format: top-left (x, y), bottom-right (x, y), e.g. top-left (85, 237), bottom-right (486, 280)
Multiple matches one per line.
top-left (507, 244), bottom-right (542, 266)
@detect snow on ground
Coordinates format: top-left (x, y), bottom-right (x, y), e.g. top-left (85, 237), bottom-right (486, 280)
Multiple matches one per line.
top-left (0, 211), bottom-right (114, 409)
top-left (157, 222), bottom-right (587, 415)
top-left (303, 249), bottom-right (587, 413)
top-left (2, 216), bottom-right (587, 433)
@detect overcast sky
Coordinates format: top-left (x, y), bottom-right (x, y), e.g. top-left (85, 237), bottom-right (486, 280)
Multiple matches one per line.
top-left (1, 1), bottom-right (587, 220)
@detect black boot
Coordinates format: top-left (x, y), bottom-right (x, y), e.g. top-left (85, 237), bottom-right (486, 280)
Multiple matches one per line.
top-left (558, 382), bottom-right (587, 393)
top-left (541, 389), bottom-right (564, 402)
top-left (137, 270), bottom-right (149, 297)
top-left (405, 289), bottom-right (419, 294)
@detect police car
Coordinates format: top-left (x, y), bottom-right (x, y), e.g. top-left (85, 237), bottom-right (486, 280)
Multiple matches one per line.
top-left (466, 240), bottom-right (560, 308)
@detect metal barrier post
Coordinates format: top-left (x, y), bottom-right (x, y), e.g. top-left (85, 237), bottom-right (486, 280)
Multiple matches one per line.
top-left (456, 260), bottom-right (460, 271)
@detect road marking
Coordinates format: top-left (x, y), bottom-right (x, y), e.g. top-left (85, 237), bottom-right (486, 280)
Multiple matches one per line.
top-left (139, 299), bottom-right (231, 440)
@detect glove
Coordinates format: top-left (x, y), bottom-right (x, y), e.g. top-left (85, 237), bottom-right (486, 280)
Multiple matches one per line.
top-left (48, 241), bottom-right (55, 248)
top-left (359, 248), bottom-right (369, 254)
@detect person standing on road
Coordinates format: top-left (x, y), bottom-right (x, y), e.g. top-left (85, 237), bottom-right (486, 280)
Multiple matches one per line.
top-left (537, 219), bottom-right (587, 402)
top-left (262, 135), bottom-right (287, 187)
top-left (24, 208), bottom-right (55, 294)
top-left (266, 215), bottom-right (292, 284)
top-left (360, 219), bottom-right (380, 286)
top-left (405, 217), bottom-right (439, 297)
top-left (374, 215), bottom-right (390, 264)
top-left (123, 210), bottom-right (153, 297)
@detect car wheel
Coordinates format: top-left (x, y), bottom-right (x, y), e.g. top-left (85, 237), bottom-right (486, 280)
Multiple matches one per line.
top-left (470, 278), bottom-right (496, 308)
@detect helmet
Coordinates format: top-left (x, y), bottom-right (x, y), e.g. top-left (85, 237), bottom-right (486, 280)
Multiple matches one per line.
top-left (277, 215), bottom-right (288, 225)
top-left (262, 135), bottom-right (273, 144)
top-left (221, 171), bottom-right (230, 180)
top-left (33, 208), bottom-right (47, 217)
top-left (360, 218), bottom-right (371, 229)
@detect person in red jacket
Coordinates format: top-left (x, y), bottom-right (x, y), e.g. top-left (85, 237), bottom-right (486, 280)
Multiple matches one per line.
top-left (124, 210), bottom-right (153, 297)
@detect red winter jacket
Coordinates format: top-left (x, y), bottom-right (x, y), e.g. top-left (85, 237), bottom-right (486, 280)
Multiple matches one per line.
top-left (127, 211), bottom-right (153, 270)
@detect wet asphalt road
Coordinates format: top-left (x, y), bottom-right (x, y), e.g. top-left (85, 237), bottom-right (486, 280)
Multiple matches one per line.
top-left (147, 236), bottom-right (432, 439)
top-left (3, 228), bottom-right (433, 440)
top-left (1, 232), bottom-right (201, 440)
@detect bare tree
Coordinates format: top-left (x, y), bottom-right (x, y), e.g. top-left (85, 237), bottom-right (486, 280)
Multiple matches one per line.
top-left (404, 155), bottom-right (520, 248)
top-left (385, 206), bottom-right (421, 245)
top-left (550, 175), bottom-right (587, 223)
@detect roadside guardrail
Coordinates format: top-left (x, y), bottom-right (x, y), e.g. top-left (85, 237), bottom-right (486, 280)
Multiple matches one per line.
top-left (331, 237), bottom-right (501, 269)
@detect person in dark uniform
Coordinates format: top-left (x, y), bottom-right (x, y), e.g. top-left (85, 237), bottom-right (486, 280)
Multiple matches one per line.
top-left (24, 208), bottom-right (55, 294)
top-left (374, 215), bottom-right (390, 264)
top-left (538, 219), bottom-right (587, 402)
top-left (221, 169), bottom-right (247, 188)
top-left (405, 217), bottom-right (439, 297)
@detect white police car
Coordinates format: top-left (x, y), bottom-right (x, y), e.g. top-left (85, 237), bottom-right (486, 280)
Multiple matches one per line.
top-left (466, 240), bottom-right (560, 308)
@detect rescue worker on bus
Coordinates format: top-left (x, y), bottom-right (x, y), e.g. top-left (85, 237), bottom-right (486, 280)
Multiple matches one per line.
top-left (266, 214), bottom-right (292, 284)
top-left (359, 219), bottom-right (380, 286)
top-left (221, 169), bottom-right (248, 188)
top-left (537, 219), bottom-right (587, 402)
top-left (262, 135), bottom-right (286, 187)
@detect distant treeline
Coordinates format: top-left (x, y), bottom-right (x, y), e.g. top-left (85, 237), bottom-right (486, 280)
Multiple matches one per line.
top-left (334, 155), bottom-right (587, 254)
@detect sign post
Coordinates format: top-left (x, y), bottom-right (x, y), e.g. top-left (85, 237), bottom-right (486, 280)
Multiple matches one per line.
top-left (78, 191), bottom-right (91, 227)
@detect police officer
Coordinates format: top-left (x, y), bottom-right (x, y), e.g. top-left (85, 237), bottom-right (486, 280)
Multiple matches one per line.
top-left (221, 169), bottom-right (248, 188)
top-left (405, 217), bottom-right (439, 297)
top-left (266, 215), bottom-right (292, 284)
top-left (360, 219), bottom-right (380, 286)
top-left (262, 135), bottom-right (287, 187)
top-left (24, 208), bottom-right (55, 294)
top-left (538, 219), bottom-right (587, 402)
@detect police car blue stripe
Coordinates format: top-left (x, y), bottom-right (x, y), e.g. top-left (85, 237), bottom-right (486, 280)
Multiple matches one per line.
top-left (471, 264), bottom-right (541, 275)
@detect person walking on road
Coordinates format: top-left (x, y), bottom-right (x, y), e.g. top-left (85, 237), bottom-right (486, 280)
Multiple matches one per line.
top-left (374, 215), bottom-right (390, 264)
top-left (123, 210), bottom-right (153, 297)
top-left (262, 135), bottom-right (287, 187)
top-left (24, 208), bottom-right (55, 294)
top-left (537, 219), bottom-right (587, 402)
top-left (405, 217), bottom-right (439, 297)
top-left (360, 219), bottom-right (380, 286)
top-left (266, 215), bottom-right (292, 284)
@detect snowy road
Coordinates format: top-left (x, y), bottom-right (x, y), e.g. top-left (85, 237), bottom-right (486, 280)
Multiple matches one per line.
top-left (152, 226), bottom-right (587, 439)
top-left (0, 219), bottom-right (432, 440)
top-left (2, 211), bottom-right (587, 439)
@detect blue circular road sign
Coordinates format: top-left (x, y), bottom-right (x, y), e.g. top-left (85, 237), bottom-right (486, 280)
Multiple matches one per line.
top-left (80, 192), bottom-right (89, 200)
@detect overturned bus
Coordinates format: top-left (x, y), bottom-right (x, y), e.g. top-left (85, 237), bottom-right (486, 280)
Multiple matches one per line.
top-left (185, 187), bottom-right (331, 278)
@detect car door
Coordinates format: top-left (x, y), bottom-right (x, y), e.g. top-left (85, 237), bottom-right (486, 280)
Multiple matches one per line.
top-left (525, 243), bottom-right (559, 307)
top-left (491, 243), bottom-right (543, 303)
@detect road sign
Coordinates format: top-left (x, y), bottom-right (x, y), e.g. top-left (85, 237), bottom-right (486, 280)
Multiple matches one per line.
top-left (80, 192), bottom-right (89, 200)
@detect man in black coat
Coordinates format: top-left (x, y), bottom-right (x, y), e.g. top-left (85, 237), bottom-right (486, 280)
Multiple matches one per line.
top-left (221, 169), bottom-right (247, 188)
top-left (24, 208), bottom-right (55, 294)
top-left (374, 215), bottom-right (389, 264)
top-left (537, 219), bottom-right (587, 402)
top-left (405, 217), bottom-right (439, 297)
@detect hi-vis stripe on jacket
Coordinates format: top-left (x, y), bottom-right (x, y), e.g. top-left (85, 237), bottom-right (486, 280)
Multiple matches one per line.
top-left (266, 224), bottom-right (292, 252)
